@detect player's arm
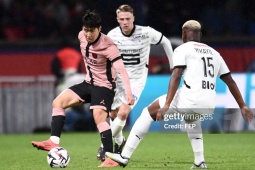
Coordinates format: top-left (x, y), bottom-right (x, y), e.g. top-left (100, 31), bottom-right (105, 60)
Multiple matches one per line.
top-left (165, 67), bottom-right (184, 106)
top-left (221, 73), bottom-right (253, 124)
top-left (112, 57), bottom-right (134, 105)
top-left (159, 36), bottom-right (174, 70)
top-left (156, 66), bottom-right (184, 120)
top-left (165, 45), bottom-right (186, 104)
top-left (148, 27), bottom-right (174, 71)
top-left (221, 73), bottom-right (245, 108)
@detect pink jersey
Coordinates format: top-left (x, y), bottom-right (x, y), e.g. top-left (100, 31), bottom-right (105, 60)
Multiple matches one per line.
top-left (78, 31), bottom-right (131, 95)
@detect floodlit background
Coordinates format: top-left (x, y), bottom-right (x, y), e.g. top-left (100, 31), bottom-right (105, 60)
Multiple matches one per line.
top-left (0, 0), bottom-right (255, 133)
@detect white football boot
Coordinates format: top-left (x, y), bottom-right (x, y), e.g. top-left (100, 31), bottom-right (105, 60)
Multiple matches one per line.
top-left (105, 152), bottom-right (129, 167)
top-left (191, 162), bottom-right (207, 169)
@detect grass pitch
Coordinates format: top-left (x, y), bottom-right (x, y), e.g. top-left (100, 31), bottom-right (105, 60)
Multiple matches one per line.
top-left (0, 132), bottom-right (254, 170)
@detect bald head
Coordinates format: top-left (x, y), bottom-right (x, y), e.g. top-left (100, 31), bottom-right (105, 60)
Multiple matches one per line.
top-left (182, 20), bottom-right (202, 43)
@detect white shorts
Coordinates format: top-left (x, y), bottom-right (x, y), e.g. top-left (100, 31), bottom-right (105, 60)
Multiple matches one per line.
top-left (111, 85), bottom-right (144, 110)
top-left (157, 91), bottom-right (214, 122)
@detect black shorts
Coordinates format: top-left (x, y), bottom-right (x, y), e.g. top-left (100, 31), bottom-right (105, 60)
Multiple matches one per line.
top-left (69, 81), bottom-right (115, 113)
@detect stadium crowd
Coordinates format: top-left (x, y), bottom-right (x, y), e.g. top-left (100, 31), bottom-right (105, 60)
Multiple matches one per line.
top-left (0, 0), bottom-right (255, 41)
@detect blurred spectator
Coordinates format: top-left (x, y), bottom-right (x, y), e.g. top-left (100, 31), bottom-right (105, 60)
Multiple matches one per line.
top-left (67, 0), bottom-right (85, 37)
top-left (0, 0), bottom-right (5, 39)
top-left (0, 0), bottom-right (254, 40)
top-left (2, 1), bottom-right (26, 40)
top-left (199, 1), bottom-right (225, 36)
top-left (51, 39), bottom-right (83, 92)
top-left (150, 61), bottom-right (170, 74)
top-left (223, 0), bottom-right (246, 36)
top-left (45, 0), bottom-right (70, 34)
top-left (245, 0), bottom-right (255, 36)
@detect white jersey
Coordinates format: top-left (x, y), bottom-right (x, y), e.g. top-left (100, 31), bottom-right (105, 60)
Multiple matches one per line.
top-left (173, 41), bottom-right (230, 109)
top-left (108, 25), bottom-right (166, 89)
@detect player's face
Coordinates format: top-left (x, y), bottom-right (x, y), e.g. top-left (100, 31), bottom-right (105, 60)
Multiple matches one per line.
top-left (117, 12), bottom-right (134, 35)
top-left (83, 26), bottom-right (101, 43)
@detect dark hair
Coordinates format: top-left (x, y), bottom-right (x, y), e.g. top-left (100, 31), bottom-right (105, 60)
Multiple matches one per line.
top-left (82, 10), bottom-right (101, 29)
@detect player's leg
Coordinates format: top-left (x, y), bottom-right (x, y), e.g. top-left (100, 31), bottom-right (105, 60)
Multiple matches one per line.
top-left (97, 96), bottom-right (119, 161)
top-left (31, 89), bottom-right (82, 151)
top-left (94, 108), bottom-right (118, 167)
top-left (111, 87), bottom-right (142, 152)
top-left (97, 113), bottom-right (116, 161)
top-left (97, 106), bottom-right (128, 161)
top-left (108, 108), bottom-right (126, 154)
top-left (172, 94), bottom-right (207, 169)
top-left (106, 94), bottom-right (167, 166)
top-left (90, 85), bottom-right (118, 167)
top-left (111, 103), bottom-right (131, 149)
top-left (185, 119), bottom-right (207, 169)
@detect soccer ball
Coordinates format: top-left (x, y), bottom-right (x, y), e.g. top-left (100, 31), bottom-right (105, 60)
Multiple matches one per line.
top-left (47, 147), bottom-right (70, 168)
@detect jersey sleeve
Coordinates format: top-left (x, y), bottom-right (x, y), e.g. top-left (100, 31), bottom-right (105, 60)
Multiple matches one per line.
top-left (217, 54), bottom-right (230, 77)
top-left (173, 45), bottom-right (187, 68)
top-left (160, 36), bottom-right (174, 69)
top-left (103, 35), bottom-right (121, 60)
top-left (107, 30), bottom-right (113, 38)
top-left (105, 44), bottom-right (121, 61)
top-left (147, 27), bottom-right (163, 44)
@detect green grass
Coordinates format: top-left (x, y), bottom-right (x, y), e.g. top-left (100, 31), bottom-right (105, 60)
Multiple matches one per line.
top-left (0, 132), bottom-right (254, 169)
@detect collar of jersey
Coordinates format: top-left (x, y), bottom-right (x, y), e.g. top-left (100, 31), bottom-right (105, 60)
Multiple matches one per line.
top-left (119, 25), bottom-right (136, 37)
top-left (88, 33), bottom-right (101, 45)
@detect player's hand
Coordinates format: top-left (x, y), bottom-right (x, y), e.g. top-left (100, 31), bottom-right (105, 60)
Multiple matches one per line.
top-left (126, 94), bottom-right (135, 106)
top-left (240, 105), bottom-right (254, 124)
top-left (156, 104), bottom-right (169, 121)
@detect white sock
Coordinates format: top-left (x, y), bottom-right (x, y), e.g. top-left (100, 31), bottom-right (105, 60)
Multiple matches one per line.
top-left (111, 117), bottom-right (126, 137)
top-left (122, 107), bottom-right (154, 159)
top-left (110, 118), bottom-right (124, 146)
top-left (50, 136), bottom-right (60, 144)
top-left (186, 120), bottom-right (204, 165)
top-left (115, 131), bottom-right (124, 146)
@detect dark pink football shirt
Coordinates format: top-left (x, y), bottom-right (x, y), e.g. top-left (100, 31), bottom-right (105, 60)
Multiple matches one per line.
top-left (78, 31), bottom-right (131, 95)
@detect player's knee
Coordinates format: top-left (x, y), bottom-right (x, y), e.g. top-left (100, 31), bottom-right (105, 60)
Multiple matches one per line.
top-left (109, 114), bottom-right (116, 120)
top-left (147, 101), bottom-right (160, 120)
top-left (186, 121), bottom-right (202, 139)
top-left (93, 109), bottom-right (108, 125)
top-left (52, 98), bottom-right (60, 108)
top-left (109, 110), bottom-right (118, 120)
top-left (52, 98), bottom-right (67, 108)
top-left (117, 104), bottom-right (131, 120)
top-left (117, 111), bottom-right (129, 120)
top-left (149, 112), bottom-right (157, 120)
top-left (141, 107), bottom-right (155, 121)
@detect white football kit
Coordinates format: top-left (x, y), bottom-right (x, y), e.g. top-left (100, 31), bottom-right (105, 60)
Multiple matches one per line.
top-left (158, 41), bottom-right (230, 115)
top-left (108, 25), bottom-right (173, 109)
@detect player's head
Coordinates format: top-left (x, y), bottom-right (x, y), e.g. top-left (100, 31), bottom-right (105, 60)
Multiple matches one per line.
top-left (82, 10), bottom-right (102, 43)
top-left (182, 20), bottom-right (202, 43)
top-left (116, 4), bottom-right (135, 35)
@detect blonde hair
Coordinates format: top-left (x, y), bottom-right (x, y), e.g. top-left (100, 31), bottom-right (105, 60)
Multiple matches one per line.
top-left (116, 4), bottom-right (134, 15)
top-left (182, 20), bottom-right (201, 29)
